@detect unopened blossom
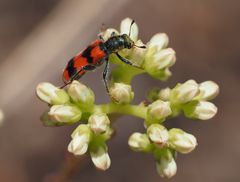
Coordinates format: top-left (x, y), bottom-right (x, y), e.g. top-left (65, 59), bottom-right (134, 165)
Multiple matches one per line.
top-left (48, 105), bottom-right (82, 123)
top-left (147, 124), bottom-right (169, 147)
top-left (88, 113), bottom-right (110, 134)
top-left (169, 128), bottom-right (197, 154)
top-left (128, 132), bottom-right (152, 152)
top-left (110, 82), bottom-right (134, 104)
top-left (36, 82), bottom-right (69, 105)
top-left (90, 146), bottom-right (111, 171)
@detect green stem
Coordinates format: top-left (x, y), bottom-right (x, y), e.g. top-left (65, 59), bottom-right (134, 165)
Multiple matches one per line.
top-left (92, 103), bottom-right (147, 119)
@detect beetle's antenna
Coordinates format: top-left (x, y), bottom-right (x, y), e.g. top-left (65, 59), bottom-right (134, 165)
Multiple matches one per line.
top-left (129, 20), bottom-right (135, 37)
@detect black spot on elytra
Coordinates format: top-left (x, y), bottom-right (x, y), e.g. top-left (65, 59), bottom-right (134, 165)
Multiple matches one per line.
top-left (67, 58), bottom-right (77, 77)
top-left (82, 45), bottom-right (93, 63)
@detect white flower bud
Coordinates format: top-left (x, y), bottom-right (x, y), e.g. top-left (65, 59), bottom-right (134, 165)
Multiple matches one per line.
top-left (147, 124), bottom-right (169, 147)
top-left (158, 87), bottom-right (171, 101)
top-left (191, 101), bottom-right (217, 120)
top-left (128, 133), bottom-right (151, 152)
top-left (98, 28), bottom-right (119, 41)
top-left (110, 83), bottom-right (134, 104)
top-left (129, 40), bottom-right (146, 66)
top-left (36, 82), bottom-right (69, 105)
top-left (169, 128), bottom-right (197, 154)
top-left (90, 146), bottom-right (111, 171)
top-left (145, 48), bottom-right (176, 71)
top-left (0, 109), bottom-right (4, 126)
top-left (88, 113), bottom-right (110, 134)
top-left (67, 81), bottom-right (94, 107)
top-left (199, 81), bottom-right (219, 100)
top-left (156, 150), bottom-right (177, 178)
top-left (147, 100), bottom-right (172, 121)
top-left (68, 133), bottom-right (89, 155)
top-left (172, 80), bottom-right (199, 104)
top-left (148, 33), bottom-right (169, 52)
top-left (48, 105), bottom-right (82, 123)
top-left (68, 124), bottom-right (91, 155)
top-left (120, 17), bottom-right (138, 42)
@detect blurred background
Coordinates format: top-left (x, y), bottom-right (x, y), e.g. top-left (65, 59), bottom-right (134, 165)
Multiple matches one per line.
top-left (0, 0), bottom-right (239, 181)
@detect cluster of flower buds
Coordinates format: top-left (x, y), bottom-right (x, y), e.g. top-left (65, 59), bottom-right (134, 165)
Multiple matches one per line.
top-left (68, 113), bottom-right (113, 170)
top-left (36, 81), bottom-right (115, 170)
top-left (128, 123), bottom-right (197, 178)
top-left (36, 18), bottom-right (220, 178)
top-left (148, 79), bottom-right (219, 120)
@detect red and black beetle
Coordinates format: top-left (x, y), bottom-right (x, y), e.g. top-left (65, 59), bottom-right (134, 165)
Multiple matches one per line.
top-left (62, 20), bottom-right (145, 92)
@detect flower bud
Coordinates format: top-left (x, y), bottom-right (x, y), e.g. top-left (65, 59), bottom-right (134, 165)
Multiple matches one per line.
top-left (120, 17), bottom-right (138, 42)
top-left (171, 80), bottom-right (199, 104)
top-left (169, 128), bottom-right (197, 154)
top-left (145, 48), bottom-right (176, 75)
top-left (98, 28), bottom-right (119, 41)
top-left (156, 150), bottom-right (177, 178)
top-left (158, 87), bottom-right (171, 101)
top-left (88, 113), bottom-right (110, 134)
top-left (90, 146), bottom-right (111, 171)
top-left (186, 101), bottom-right (218, 120)
top-left (147, 100), bottom-right (172, 121)
top-left (68, 124), bottom-right (91, 155)
top-left (198, 81), bottom-right (219, 100)
top-left (36, 82), bottom-right (69, 105)
top-left (110, 83), bottom-right (134, 104)
top-left (128, 133), bottom-right (152, 152)
top-left (129, 40), bottom-right (146, 66)
top-left (147, 33), bottom-right (169, 52)
top-left (67, 81), bottom-right (95, 107)
top-left (48, 105), bottom-right (82, 123)
top-left (147, 124), bottom-right (169, 147)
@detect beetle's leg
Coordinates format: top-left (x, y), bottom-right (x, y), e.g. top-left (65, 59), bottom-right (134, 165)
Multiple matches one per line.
top-left (60, 68), bottom-right (86, 89)
top-left (82, 64), bottom-right (96, 71)
top-left (115, 52), bottom-right (143, 69)
top-left (103, 58), bottom-right (110, 93)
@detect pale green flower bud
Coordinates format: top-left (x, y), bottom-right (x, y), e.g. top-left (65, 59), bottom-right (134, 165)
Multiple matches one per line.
top-left (171, 80), bottom-right (199, 104)
top-left (68, 133), bottom-right (89, 155)
top-left (198, 81), bottom-right (219, 100)
top-left (68, 124), bottom-right (91, 155)
top-left (186, 101), bottom-right (218, 120)
top-left (156, 150), bottom-right (177, 178)
top-left (129, 40), bottom-right (146, 66)
top-left (90, 146), bottom-right (111, 171)
top-left (147, 33), bottom-right (169, 52)
top-left (120, 17), bottom-right (138, 42)
top-left (128, 133), bottom-right (152, 152)
top-left (147, 100), bottom-right (172, 121)
top-left (144, 48), bottom-right (176, 76)
top-left (98, 28), bottom-right (119, 41)
top-left (147, 124), bottom-right (169, 147)
top-left (169, 128), bottom-right (197, 154)
top-left (36, 82), bottom-right (69, 105)
top-left (0, 109), bottom-right (4, 126)
top-left (158, 87), bottom-right (171, 101)
top-left (67, 81), bottom-right (94, 107)
top-left (88, 113), bottom-right (110, 134)
top-left (110, 83), bottom-right (134, 104)
top-left (48, 105), bottom-right (82, 123)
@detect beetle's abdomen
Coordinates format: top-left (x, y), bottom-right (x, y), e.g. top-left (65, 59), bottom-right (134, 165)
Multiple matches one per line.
top-left (62, 40), bottom-right (106, 83)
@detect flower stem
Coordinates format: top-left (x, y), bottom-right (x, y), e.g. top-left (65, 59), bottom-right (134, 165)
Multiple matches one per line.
top-left (92, 103), bottom-right (147, 119)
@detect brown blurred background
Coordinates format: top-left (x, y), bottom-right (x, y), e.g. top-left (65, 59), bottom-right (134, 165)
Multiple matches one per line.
top-left (0, 0), bottom-right (239, 181)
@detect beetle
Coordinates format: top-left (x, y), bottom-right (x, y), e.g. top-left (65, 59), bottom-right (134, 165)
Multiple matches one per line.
top-left (61, 20), bottom-right (145, 92)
